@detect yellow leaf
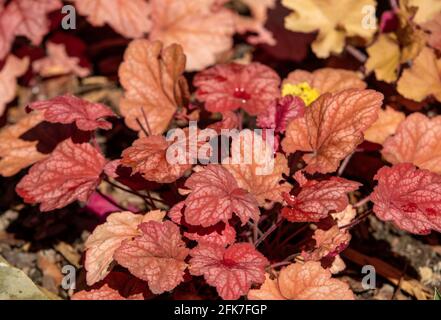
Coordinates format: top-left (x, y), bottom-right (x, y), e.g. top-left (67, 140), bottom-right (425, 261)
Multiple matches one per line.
top-left (397, 46), bottom-right (441, 102)
top-left (282, 0), bottom-right (377, 58)
top-left (281, 82), bottom-right (320, 106)
top-left (408, 0), bottom-right (441, 24)
top-left (366, 34), bottom-right (401, 83)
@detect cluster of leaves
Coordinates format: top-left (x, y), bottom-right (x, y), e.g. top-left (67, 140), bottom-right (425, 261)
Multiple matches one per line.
top-left (0, 0), bottom-right (440, 300)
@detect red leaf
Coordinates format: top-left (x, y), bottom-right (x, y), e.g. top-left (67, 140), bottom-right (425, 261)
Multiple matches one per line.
top-left (282, 173), bottom-right (361, 222)
top-left (194, 62), bottom-right (281, 116)
top-left (183, 165), bottom-right (260, 227)
top-left (371, 164), bottom-right (441, 234)
top-left (168, 201), bottom-right (237, 247)
top-left (114, 220), bottom-right (189, 294)
top-left (16, 139), bottom-right (107, 211)
top-left (185, 223), bottom-right (236, 247)
top-left (189, 242), bottom-right (268, 300)
top-left (282, 89), bottom-right (383, 174)
top-left (121, 135), bottom-right (191, 183)
top-left (257, 95), bottom-right (305, 133)
top-left (28, 95), bottom-right (115, 131)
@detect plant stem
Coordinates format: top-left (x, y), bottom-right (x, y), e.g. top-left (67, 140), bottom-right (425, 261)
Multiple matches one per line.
top-left (346, 45), bottom-right (367, 63)
top-left (279, 224), bottom-right (309, 247)
top-left (104, 178), bottom-right (156, 208)
top-left (338, 152), bottom-right (354, 176)
top-left (254, 218), bottom-right (282, 247)
top-left (95, 189), bottom-right (129, 212)
top-left (340, 209), bottom-right (373, 229)
top-left (354, 196), bottom-right (371, 208)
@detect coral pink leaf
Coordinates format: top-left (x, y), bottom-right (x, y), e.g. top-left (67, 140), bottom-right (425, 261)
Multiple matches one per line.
top-left (189, 242), bottom-right (269, 300)
top-left (28, 95), bottom-right (115, 131)
top-left (8, 0), bottom-right (62, 45)
top-left (73, 0), bottom-right (151, 39)
top-left (85, 210), bottom-right (165, 285)
top-left (282, 89), bottom-right (383, 174)
top-left (194, 63), bottom-right (281, 116)
top-left (183, 165), bottom-right (260, 227)
top-left (282, 176), bottom-right (361, 222)
top-left (382, 113), bottom-right (441, 174)
top-left (302, 226), bottom-right (352, 261)
top-left (0, 4), bottom-right (20, 60)
top-left (371, 164), bottom-right (441, 234)
top-left (114, 220), bottom-right (189, 294)
top-left (16, 139), bottom-right (107, 212)
top-left (32, 42), bottom-right (90, 78)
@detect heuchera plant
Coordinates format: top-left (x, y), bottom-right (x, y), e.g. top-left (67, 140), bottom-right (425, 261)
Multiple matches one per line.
top-left (1, 0), bottom-right (441, 301)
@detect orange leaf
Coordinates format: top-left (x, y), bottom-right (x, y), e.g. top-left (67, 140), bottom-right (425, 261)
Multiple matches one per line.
top-left (382, 113), bottom-right (441, 174)
top-left (423, 13), bottom-right (441, 51)
top-left (0, 113), bottom-right (46, 177)
top-left (248, 261), bottom-right (354, 300)
top-left (0, 55), bottom-right (29, 117)
top-left (73, 0), bottom-right (151, 38)
top-left (149, 0), bottom-right (235, 71)
top-left (282, 89), bottom-right (383, 174)
top-left (365, 106), bottom-right (406, 145)
top-left (397, 47), bottom-right (441, 102)
top-left (283, 68), bottom-right (366, 95)
top-left (119, 39), bottom-right (188, 135)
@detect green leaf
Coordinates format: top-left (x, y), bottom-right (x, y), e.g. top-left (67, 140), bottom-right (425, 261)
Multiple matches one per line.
top-left (0, 255), bottom-right (50, 300)
top-left (434, 288), bottom-right (441, 300)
